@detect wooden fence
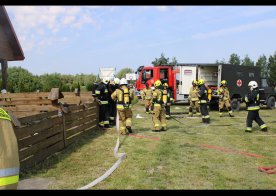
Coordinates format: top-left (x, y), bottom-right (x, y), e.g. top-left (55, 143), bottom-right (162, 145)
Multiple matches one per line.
top-left (0, 91), bottom-right (94, 118)
top-left (13, 102), bottom-right (99, 170)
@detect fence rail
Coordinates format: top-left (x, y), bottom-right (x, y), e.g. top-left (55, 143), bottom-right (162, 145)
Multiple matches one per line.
top-left (13, 101), bottom-right (99, 170)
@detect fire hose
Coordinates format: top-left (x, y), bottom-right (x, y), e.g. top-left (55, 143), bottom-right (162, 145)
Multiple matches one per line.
top-left (78, 111), bottom-right (126, 189)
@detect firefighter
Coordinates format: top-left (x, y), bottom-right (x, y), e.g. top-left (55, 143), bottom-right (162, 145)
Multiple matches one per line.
top-left (162, 83), bottom-right (173, 119)
top-left (95, 78), bottom-right (110, 128)
top-left (151, 80), bottom-right (167, 131)
top-left (108, 78), bottom-right (120, 126)
top-left (111, 78), bottom-right (134, 135)
top-left (242, 81), bottom-right (267, 132)
top-left (197, 79), bottom-right (210, 124)
top-left (188, 80), bottom-right (201, 117)
top-left (217, 80), bottom-right (234, 117)
top-left (0, 108), bottom-right (20, 190)
top-left (141, 83), bottom-right (153, 114)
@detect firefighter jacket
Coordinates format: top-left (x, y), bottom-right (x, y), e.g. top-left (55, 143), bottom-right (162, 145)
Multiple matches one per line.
top-left (152, 88), bottom-right (165, 107)
top-left (189, 86), bottom-right (199, 101)
top-left (167, 88), bottom-right (174, 103)
top-left (141, 88), bottom-right (153, 100)
top-left (218, 86), bottom-right (230, 101)
top-left (95, 82), bottom-right (109, 104)
top-left (91, 82), bottom-right (99, 97)
top-left (111, 85), bottom-right (134, 109)
top-left (243, 89), bottom-right (261, 111)
top-left (198, 84), bottom-right (208, 104)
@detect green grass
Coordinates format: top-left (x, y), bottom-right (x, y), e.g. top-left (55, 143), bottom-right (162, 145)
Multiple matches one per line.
top-left (20, 100), bottom-right (276, 189)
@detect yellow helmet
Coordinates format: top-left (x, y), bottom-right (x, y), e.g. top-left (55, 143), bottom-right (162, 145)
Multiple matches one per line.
top-left (192, 80), bottom-right (198, 85)
top-left (221, 80), bottom-right (227, 85)
top-left (154, 80), bottom-right (162, 87)
top-left (198, 79), bottom-right (205, 85)
top-left (163, 83), bottom-right (168, 87)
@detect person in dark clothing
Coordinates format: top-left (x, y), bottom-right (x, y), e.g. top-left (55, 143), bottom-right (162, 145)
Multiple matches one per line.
top-left (197, 79), bottom-right (210, 124)
top-left (108, 78), bottom-right (120, 126)
top-left (242, 81), bottom-right (267, 132)
top-left (95, 79), bottom-right (110, 128)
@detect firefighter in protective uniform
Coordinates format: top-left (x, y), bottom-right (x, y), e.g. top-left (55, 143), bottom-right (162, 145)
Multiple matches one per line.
top-left (111, 78), bottom-right (134, 135)
top-left (108, 78), bottom-right (120, 126)
top-left (141, 83), bottom-right (153, 114)
top-left (0, 108), bottom-right (20, 189)
top-left (162, 83), bottom-right (173, 119)
top-left (218, 80), bottom-right (234, 117)
top-left (151, 80), bottom-right (167, 131)
top-left (95, 78), bottom-right (110, 128)
top-left (188, 80), bottom-right (201, 117)
top-left (198, 79), bottom-right (210, 124)
top-left (242, 81), bottom-right (267, 132)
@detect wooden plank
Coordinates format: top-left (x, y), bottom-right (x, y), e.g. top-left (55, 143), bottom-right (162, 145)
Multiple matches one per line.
top-left (18, 110), bottom-right (58, 124)
top-left (15, 117), bottom-right (63, 139)
top-left (3, 105), bottom-right (58, 111)
top-left (0, 99), bottom-right (52, 106)
top-left (0, 92), bottom-right (49, 99)
top-left (64, 109), bottom-right (95, 122)
top-left (7, 110), bottom-right (21, 127)
top-left (66, 104), bottom-right (84, 112)
top-left (19, 132), bottom-right (63, 160)
top-left (66, 120), bottom-right (97, 138)
top-left (18, 124), bottom-right (63, 149)
top-left (65, 113), bottom-right (96, 130)
top-left (66, 124), bottom-right (98, 146)
top-left (11, 111), bottom-right (42, 118)
top-left (20, 141), bottom-right (64, 170)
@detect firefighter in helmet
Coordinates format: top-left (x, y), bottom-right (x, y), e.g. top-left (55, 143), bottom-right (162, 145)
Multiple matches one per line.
top-left (0, 108), bottom-right (20, 189)
top-left (141, 83), bottom-right (153, 114)
top-left (217, 80), bottom-right (234, 117)
top-left (108, 78), bottom-right (120, 126)
top-left (151, 80), bottom-right (167, 131)
top-left (242, 81), bottom-right (267, 132)
top-left (188, 80), bottom-right (201, 117)
top-left (197, 79), bottom-right (210, 124)
top-left (95, 78), bottom-right (110, 128)
top-left (162, 82), bottom-right (173, 119)
top-left (111, 78), bottom-right (134, 135)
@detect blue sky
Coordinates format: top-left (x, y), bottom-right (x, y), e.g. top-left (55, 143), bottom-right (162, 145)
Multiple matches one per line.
top-left (5, 6), bottom-right (276, 75)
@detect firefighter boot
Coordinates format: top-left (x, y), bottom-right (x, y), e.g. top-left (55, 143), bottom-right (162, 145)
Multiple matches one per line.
top-left (260, 124), bottom-right (268, 132)
top-left (205, 118), bottom-right (210, 124)
top-left (188, 107), bottom-right (193, 117)
top-left (228, 108), bottom-right (234, 117)
top-left (202, 118), bottom-right (206, 123)
top-left (126, 126), bottom-right (133, 133)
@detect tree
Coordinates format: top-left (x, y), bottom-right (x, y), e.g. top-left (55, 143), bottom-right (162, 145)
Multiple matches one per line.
top-left (151, 53), bottom-right (170, 66)
top-left (228, 53), bottom-right (241, 65)
top-left (170, 56), bottom-right (178, 65)
top-left (6, 67), bottom-right (41, 92)
top-left (256, 55), bottom-right (268, 77)
top-left (267, 52), bottom-right (276, 88)
top-left (241, 55), bottom-right (254, 66)
top-left (215, 58), bottom-right (226, 64)
top-left (116, 68), bottom-right (133, 79)
top-left (39, 73), bottom-right (63, 92)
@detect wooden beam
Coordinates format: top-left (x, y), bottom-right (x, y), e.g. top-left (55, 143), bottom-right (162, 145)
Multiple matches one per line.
top-left (0, 59), bottom-right (8, 90)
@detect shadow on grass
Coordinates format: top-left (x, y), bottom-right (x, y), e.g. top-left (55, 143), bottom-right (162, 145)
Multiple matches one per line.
top-left (20, 127), bottom-right (107, 179)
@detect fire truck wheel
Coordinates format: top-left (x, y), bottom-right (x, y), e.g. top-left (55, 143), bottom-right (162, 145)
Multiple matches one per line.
top-left (231, 98), bottom-right (240, 111)
top-left (267, 96), bottom-right (275, 109)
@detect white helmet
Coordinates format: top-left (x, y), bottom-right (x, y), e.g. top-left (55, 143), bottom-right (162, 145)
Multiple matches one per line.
top-left (114, 78), bottom-right (120, 85)
top-left (120, 78), bottom-right (128, 85)
top-left (248, 81), bottom-right (258, 90)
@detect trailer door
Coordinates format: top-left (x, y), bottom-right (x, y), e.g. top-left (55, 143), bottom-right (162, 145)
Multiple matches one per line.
top-left (179, 66), bottom-right (197, 95)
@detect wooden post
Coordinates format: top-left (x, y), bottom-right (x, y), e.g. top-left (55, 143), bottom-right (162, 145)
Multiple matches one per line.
top-left (0, 59), bottom-right (8, 90)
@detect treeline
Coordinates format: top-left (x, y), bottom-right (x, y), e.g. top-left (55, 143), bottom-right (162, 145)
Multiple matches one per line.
top-left (0, 67), bottom-right (98, 93)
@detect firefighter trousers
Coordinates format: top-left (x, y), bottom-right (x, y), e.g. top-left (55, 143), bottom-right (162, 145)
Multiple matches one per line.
top-left (200, 103), bottom-right (210, 123)
top-left (246, 110), bottom-right (267, 131)
top-left (165, 105), bottom-right (170, 116)
top-left (99, 104), bottom-right (110, 127)
top-left (109, 100), bottom-right (117, 125)
top-left (189, 101), bottom-right (200, 115)
top-left (219, 100), bottom-right (233, 116)
top-left (152, 105), bottom-right (166, 131)
top-left (144, 99), bottom-right (151, 112)
top-left (117, 108), bottom-right (132, 134)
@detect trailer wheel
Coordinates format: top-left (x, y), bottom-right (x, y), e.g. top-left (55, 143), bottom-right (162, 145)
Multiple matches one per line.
top-left (231, 98), bottom-right (240, 111)
top-left (267, 96), bottom-right (275, 109)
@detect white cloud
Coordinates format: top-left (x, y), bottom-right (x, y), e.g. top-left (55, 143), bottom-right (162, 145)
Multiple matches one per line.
top-left (192, 18), bottom-right (276, 39)
top-left (5, 6), bottom-right (97, 51)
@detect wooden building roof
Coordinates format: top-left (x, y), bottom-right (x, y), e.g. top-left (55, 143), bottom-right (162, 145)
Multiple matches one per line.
top-left (0, 6), bottom-right (24, 61)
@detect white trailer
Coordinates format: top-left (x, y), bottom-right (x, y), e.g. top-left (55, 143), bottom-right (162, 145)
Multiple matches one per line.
top-left (99, 67), bottom-right (116, 81)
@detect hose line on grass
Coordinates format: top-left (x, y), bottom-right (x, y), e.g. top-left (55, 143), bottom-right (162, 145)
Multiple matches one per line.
top-left (78, 111), bottom-right (127, 190)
